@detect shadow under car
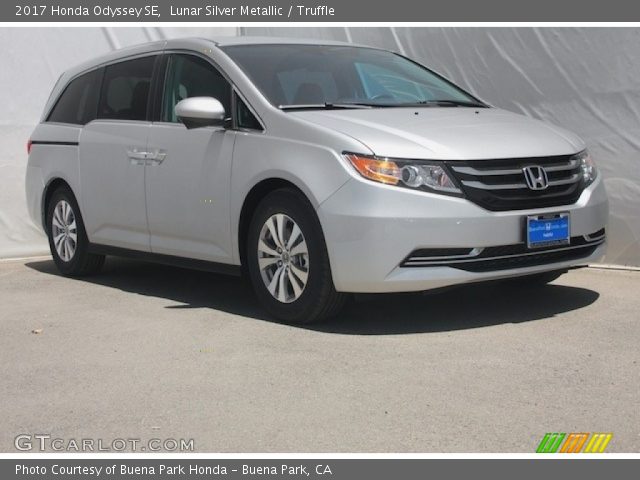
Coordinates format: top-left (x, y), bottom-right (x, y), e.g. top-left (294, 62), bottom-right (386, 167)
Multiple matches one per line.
top-left (25, 257), bottom-right (600, 336)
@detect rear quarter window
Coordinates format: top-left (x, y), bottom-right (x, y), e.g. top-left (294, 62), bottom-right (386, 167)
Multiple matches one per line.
top-left (47, 69), bottom-right (100, 125)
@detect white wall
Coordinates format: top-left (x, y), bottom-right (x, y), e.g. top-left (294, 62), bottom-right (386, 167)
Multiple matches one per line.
top-left (2, 27), bottom-right (638, 265)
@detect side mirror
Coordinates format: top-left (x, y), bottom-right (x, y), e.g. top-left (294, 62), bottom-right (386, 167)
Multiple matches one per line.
top-left (175, 97), bottom-right (226, 129)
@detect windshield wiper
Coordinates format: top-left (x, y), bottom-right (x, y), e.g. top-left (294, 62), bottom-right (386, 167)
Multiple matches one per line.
top-left (279, 103), bottom-right (374, 111)
top-left (411, 100), bottom-right (488, 108)
top-left (279, 100), bottom-right (487, 110)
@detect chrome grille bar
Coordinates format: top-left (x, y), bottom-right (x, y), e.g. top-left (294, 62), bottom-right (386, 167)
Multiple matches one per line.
top-left (402, 237), bottom-right (604, 268)
top-left (450, 158), bottom-right (579, 176)
top-left (460, 173), bottom-right (581, 190)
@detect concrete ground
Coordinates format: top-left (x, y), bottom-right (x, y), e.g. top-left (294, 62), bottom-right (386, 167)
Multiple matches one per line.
top-left (1, 257), bottom-right (638, 453)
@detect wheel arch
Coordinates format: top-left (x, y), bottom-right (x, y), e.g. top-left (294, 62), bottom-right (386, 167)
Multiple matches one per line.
top-left (237, 178), bottom-right (312, 270)
top-left (42, 177), bottom-right (76, 232)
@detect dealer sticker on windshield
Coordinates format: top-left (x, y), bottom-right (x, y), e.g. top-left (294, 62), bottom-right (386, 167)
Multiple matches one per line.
top-left (527, 213), bottom-right (570, 249)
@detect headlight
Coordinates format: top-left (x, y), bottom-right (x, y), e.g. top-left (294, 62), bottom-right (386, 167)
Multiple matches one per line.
top-left (574, 150), bottom-right (597, 186)
top-left (344, 153), bottom-right (462, 196)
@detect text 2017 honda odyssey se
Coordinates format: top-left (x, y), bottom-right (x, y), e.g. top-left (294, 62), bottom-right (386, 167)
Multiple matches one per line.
top-left (26, 37), bottom-right (608, 323)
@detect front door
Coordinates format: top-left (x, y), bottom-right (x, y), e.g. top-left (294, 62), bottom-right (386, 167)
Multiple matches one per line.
top-left (145, 53), bottom-right (235, 263)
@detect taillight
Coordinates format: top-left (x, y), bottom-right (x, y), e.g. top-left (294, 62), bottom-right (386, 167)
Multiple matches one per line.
top-left (27, 140), bottom-right (32, 155)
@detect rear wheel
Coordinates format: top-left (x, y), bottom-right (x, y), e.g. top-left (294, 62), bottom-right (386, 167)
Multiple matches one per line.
top-left (246, 188), bottom-right (347, 323)
top-left (46, 186), bottom-right (104, 276)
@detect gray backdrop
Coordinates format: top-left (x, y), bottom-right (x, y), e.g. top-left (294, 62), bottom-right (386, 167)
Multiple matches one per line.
top-left (2, 27), bottom-right (638, 265)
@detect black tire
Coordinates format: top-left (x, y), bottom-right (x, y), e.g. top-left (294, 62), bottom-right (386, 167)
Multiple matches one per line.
top-left (246, 188), bottom-right (347, 324)
top-left (46, 186), bottom-right (105, 276)
top-left (507, 270), bottom-right (565, 286)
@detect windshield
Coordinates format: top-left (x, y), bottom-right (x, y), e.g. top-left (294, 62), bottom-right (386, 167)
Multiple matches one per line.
top-left (221, 44), bottom-right (485, 109)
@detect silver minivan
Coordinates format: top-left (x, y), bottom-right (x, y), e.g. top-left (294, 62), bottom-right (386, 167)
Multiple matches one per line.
top-left (26, 37), bottom-right (608, 323)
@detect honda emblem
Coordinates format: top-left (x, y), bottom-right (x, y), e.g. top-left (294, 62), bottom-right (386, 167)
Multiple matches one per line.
top-left (522, 165), bottom-right (549, 190)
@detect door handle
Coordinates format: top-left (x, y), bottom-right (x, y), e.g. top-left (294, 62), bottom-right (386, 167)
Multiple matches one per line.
top-left (146, 149), bottom-right (167, 166)
top-left (127, 147), bottom-right (166, 166)
top-left (127, 148), bottom-right (149, 165)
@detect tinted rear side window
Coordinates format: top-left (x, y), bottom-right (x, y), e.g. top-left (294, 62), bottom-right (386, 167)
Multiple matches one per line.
top-left (47, 70), bottom-right (99, 125)
top-left (98, 56), bottom-right (155, 121)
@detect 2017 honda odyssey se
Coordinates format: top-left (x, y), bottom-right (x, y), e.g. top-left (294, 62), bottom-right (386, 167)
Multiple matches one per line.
top-left (26, 37), bottom-right (608, 323)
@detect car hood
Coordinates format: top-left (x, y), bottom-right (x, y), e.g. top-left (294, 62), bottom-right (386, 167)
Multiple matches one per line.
top-left (290, 107), bottom-right (585, 160)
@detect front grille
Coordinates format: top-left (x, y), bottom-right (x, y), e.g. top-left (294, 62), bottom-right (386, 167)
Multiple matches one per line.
top-left (401, 231), bottom-right (604, 272)
top-left (447, 155), bottom-right (585, 211)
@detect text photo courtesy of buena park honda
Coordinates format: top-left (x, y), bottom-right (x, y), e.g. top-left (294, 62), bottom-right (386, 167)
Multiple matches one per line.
top-left (1, 26), bottom-right (639, 455)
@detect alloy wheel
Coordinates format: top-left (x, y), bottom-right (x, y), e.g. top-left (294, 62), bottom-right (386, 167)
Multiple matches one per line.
top-left (51, 200), bottom-right (77, 262)
top-left (257, 213), bottom-right (309, 303)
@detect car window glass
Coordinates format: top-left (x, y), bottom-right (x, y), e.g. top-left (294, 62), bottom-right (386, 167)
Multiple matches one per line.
top-left (98, 56), bottom-right (155, 121)
top-left (355, 62), bottom-right (464, 103)
top-left (47, 70), bottom-right (99, 125)
top-left (222, 45), bottom-right (478, 107)
top-left (277, 69), bottom-right (338, 105)
top-left (162, 54), bottom-right (231, 123)
top-left (236, 95), bottom-right (262, 130)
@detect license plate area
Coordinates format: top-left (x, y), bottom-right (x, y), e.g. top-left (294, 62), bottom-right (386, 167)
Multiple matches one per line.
top-left (526, 213), bottom-right (570, 249)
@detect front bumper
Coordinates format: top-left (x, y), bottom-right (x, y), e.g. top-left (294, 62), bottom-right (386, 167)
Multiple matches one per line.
top-left (317, 174), bottom-right (608, 293)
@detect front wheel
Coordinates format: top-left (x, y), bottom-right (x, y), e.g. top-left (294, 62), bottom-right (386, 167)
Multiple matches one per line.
top-left (246, 189), bottom-right (347, 324)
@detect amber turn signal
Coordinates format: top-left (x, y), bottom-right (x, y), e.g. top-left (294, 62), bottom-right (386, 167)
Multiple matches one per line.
top-left (345, 154), bottom-right (401, 185)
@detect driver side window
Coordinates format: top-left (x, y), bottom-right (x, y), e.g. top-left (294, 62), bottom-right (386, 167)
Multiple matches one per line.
top-left (162, 54), bottom-right (231, 123)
